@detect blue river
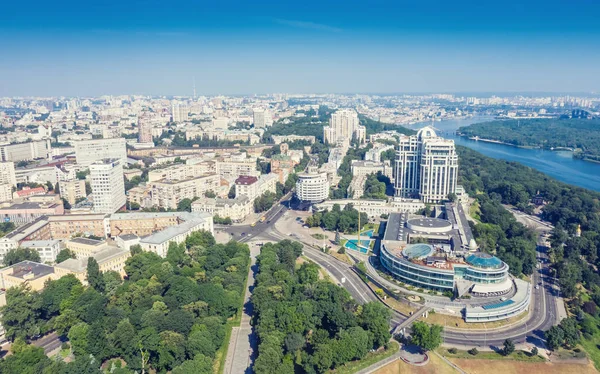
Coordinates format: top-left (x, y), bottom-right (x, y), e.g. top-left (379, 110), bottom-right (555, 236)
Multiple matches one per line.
top-left (409, 117), bottom-right (600, 192)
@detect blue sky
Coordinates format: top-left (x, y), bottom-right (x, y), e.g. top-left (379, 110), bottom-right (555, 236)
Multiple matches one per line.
top-left (1, 0), bottom-right (599, 96)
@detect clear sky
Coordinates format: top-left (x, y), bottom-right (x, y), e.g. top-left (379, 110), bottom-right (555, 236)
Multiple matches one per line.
top-left (1, 0), bottom-right (599, 97)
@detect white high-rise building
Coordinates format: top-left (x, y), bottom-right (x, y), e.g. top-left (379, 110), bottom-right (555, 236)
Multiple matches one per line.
top-left (90, 159), bottom-right (126, 214)
top-left (295, 165), bottom-right (330, 203)
top-left (138, 113), bottom-right (153, 143)
top-left (323, 108), bottom-right (366, 145)
top-left (253, 108), bottom-right (271, 128)
top-left (0, 162), bottom-right (17, 186)
top-left (75, 138), bottom-right (127, 167)
top-left (0, 140), bottom-right (52, 162)
top-left (172, 102), bottom-right (189, 123)
top-left (394, 126), bottom-right (458, 204)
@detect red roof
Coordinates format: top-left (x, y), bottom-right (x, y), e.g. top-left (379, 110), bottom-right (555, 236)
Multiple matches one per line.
top-left (235, 176), bottom-right (258, 185)
top-left (15, 187), bottom-right (46, 197)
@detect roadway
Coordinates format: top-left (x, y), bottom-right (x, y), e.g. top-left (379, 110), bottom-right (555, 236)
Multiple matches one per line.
top-left (220, 198), bottom-right (561, 348)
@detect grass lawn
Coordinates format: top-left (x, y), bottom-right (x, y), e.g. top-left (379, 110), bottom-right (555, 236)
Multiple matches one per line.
top-left (440, 348), bottom-right (545, 363)
top-left (449, 357), bottom-right (598, 374)
top-left (331, 340), bottom-right (399, 374)
top-left (580, 336), bottom-right (600, 371)
top-left (311, 233), bottom-right (328, 240)
top-left (374, 350), bottom-right (459, 374)
top-left (423, 309), bottom-right (528, 330)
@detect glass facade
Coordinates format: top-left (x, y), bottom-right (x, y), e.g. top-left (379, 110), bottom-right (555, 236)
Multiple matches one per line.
top-left (381, 244), bottom-right (509, 291)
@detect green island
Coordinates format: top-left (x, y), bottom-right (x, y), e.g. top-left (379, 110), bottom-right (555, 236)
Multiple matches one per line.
top-left (458, 118), bottom-right (600, 162)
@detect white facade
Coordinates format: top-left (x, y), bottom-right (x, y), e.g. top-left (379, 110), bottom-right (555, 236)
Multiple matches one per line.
top-left (253, 108), bottom-right (271, 128)
top-left (0, 162), bottom-right (17, 186)
top-left (323, 109), bottom-right (366, 145)
top-left (394, 126), bottom-right (458, 204)
top-left (295, 166), bottom-right (330, 203)
top-left (75, 138), bottom-right (127, 167)
top-left (90, 159), bottom-right (126, 214)
top-left (20, 240), bottom-right (61, 263)
top-left (0, 184), bottom-right (12, 203)
top-left (0, 140), bottom-right (51, 162)
top-left (172, 103), bottom-right (189, 123)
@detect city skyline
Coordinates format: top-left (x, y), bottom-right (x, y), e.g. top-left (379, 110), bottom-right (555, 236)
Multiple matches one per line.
top-left (2, 0), bottom-right (600, 96)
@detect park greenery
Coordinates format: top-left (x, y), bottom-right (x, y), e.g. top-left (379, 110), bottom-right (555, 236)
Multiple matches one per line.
top-left (0, 231), bottom-right (249, 374)
top-left (458, 118), bottom-right (600, 162)
top-left (306, 204), bottom-right (368, 234)
top-left (252, 240), bottom-right (392, 373)
top-left (457, 145), bottom-right (600, 365)
top-left (410, 321), bottom-right (442, 352)
top-left (3, 247), bottom-right (42, 266)
top-left (330, 145), bottom-right (371, 199)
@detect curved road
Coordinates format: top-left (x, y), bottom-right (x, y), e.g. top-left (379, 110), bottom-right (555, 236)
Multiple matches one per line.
top-left (222, 201), bottom-right (559, 347)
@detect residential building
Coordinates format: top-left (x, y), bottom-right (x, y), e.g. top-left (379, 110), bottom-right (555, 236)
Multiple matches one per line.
top-left (138, 114), bottom-right (153, 143)
top-left (394, 126), bottom-right (458, 203)
top-left (64, 237), bottom-right (108, 259)
top-left (235, 173), bottom-right (277, 201)
top-left (0, 261), bottom-right (56, 291)
top-left (351, 160), bottom-right (393, 178)
top-left (54, 246), bottom-right (131, 282)
top-left (323, 109), bottom-right (366, 145)
top-left (0, 201), bottom-right (64, 226)
top-left (20, 240), bottom-right (61, 263)
top-left (0, 184), bottom-right (12, 203)
top-left (271, 135), bottom-right (316, 144)
top-left (148, 174), bottom-right (220, 209)
top-left (295, 165), bottom-right (329, 203)
top-left (0, 140), bottom-right (51, 162)
top-left (139, 213), bottom-right (213, 257)
top-left (74, 138), bottom-right (127, 167)
top-left (59, 179), bottom-right (87, 205)
top-left (191, 196), bottom-right (252, 222)
top-left (90, 159), bottom-right (126, 214)
top-left (172, 103), bottom-right (189, 123)
top-left (0, 162), bottom-right (17, 186)
top-left (253, 108), bottom-right (271, 128)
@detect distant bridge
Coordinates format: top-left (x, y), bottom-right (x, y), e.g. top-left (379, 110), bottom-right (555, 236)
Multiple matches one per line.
top-left (570, 107), bottom-right (598, 119)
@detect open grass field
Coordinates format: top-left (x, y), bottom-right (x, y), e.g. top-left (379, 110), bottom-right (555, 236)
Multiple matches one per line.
top-left (374, 351), bottom-right (459, 374)
top-left (448, 358), bottom-right (598, 374)
top-left (423, 309), bottom-right (529, 330)
top-left (580, 336), bottom-right (600, 371)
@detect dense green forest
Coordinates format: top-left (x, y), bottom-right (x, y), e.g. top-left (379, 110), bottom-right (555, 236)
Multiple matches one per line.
top-left (0, 231), bottom-right (249, 374)
top-left (457, 145), bottom-right (600, 365)
top-left (458, 118), bottom-right (600, 162)
top-left (251, 240), bottom-right (392, 373)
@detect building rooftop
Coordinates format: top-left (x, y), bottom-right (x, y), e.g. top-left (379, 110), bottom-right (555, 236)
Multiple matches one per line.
top-left (20, 240), bottom-right (60, 248)
top-left (2, 260), bottom-right (54, 280)
top-left (235, 175), bottom-right (258, 185)
top-left (140, 217), bottom-right (209, 245)
top-left (465, 252), bottom-right (504, 269)
top-left (118, 233), bottom-right (139, 241)
top-left (69, 237), bottom-right (105, 246)
top-left (402, 243), bottom-right (434, 259)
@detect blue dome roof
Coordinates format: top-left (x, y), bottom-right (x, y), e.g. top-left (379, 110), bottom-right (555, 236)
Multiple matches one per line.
top-left (465, 252), bottom-right (503, 269)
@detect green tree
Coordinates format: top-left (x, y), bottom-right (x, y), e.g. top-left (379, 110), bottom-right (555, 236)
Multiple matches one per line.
top-left (0, 285), bottom-right (42, 341)
top-left (176, 198), bottom-right (193, 212)
top-left (185, 230), bottom-right (216, 249)
top-left (172, 354), bottom-right (213, 374)
top-left (204, 190), bottom-right (216, 198)
top-left (3, 247), bottom-right (42, 266)
top-left (68, 322), bottom-right (90, 356)
top-left (86, 258), bottom-right (105, 293)
top-left (359, 302), bottom-right (391, 348)
top-left (56, 248), bottom-right (76, 263)
top-left (502, 339), bottom-right (515, 356)
top-left (0, 338), bottom-right (52, 374)
top-left (531, 346), bottom-right (538, 356)
top-left (410, 321), bottom-right (443, 351)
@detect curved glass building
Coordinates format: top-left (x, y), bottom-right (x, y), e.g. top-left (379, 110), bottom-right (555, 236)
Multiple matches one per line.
top-left (380, 243), bottom-right (510, 293)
